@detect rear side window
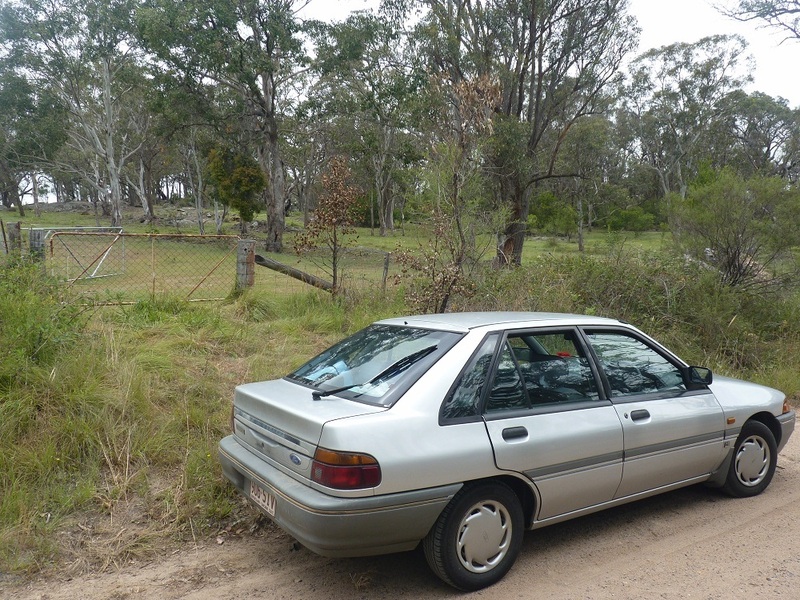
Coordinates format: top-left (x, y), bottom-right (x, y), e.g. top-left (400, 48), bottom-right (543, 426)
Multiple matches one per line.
top-left (441, 335), bottom-right (499, 420)
top-left (486, 330), bottom-right (600, 413)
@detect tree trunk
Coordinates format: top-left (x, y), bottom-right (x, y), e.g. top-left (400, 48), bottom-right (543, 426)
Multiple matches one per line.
top-left (14, 189), bottom-right (25, 217)
top-left (262, 72), bottom-right (285, 253)
top-left (495, 180), bottom-right (530, 266)
top-left (100, 58), bottom-right (124, 228)
top-left (31, 174), bottom-right (41, 218)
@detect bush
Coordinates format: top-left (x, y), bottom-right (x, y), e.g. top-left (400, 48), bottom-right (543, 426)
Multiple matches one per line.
top-left (607, 206), bottom-right (656, 233)
top-left (672, 169), bottom-right (800, 289)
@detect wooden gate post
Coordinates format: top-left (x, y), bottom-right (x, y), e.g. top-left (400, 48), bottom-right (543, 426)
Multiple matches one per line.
top-left (6, 222), bottom-right (21, 255)
top-left (236, 239), bottom-right (256, 291)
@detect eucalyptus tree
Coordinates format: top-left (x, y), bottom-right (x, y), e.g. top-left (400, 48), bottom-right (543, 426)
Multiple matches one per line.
top-left (0, 61), bottom-right (66, 216)
top-left (721, 1), bottom-right (800, 38)
top-left (548, 114), bottom-right (632, 250)
top-left (415, 0), bottom-right (639, 266)
top-left (725, 90), bottom-right (800, 179)
top-left (147, 76), bottom-right (227, 233)
top-left (2, 0), bottom-right (148, 227)
top-left (309, 10), bottom-right (423, 235)
top-left (138, 0), bottom-right (312, 252)
top-left (622, 35), bottom-right (752, 202)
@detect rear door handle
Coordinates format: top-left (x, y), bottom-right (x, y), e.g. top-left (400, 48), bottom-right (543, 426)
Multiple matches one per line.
top-left (502, 426), bottom-right (528, 441)
top-left (630, 409), bottom-right (651, 422)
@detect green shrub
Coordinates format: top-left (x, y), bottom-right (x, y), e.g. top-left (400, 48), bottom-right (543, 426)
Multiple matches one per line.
top-left (606, 206), bottom-right (656, 233)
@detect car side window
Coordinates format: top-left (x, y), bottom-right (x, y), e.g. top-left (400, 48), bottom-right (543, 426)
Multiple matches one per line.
top-left (586, 331), bottom-right (686, 398)
top-left (486, 331), bottom-right (599, 413)
top-left (441, 335), bottom-right (499, 420)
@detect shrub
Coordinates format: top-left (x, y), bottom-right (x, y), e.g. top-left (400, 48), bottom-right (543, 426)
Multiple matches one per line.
top-left (607, 206), bottom-right (656, 233)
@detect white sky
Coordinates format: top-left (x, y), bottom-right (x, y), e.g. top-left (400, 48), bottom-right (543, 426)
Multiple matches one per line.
top-left (306, 0), bottom-right (800, 106)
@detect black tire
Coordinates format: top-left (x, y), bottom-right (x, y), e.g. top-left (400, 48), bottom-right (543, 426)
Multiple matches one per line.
top-left (722, 420), bottom-right (778, 498)
top-left (423, 481), bottom-right (524, 591)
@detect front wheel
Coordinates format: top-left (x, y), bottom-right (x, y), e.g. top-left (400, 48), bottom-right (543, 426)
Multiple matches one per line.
top-left (423, 482), bottom-right (524, 591)
top-left (722, 420), bottom-right (778, 498)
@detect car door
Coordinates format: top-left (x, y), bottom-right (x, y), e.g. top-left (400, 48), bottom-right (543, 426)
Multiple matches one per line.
top-left (478, 329), bottom-right (624, 521)
top-left (582, 328), bottom-right (727, 499)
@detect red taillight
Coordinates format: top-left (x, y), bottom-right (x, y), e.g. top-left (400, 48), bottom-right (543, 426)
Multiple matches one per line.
top-left (311, 449), bottom-right (382, 490)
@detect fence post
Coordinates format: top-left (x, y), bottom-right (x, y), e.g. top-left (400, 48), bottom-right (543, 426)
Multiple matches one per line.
top-left (6, 222), bottom-right (21, 255)
top-left (29, 228), bottom-right (45, 261)
top-left (382, 252), bottom-right (390, 294)
top-left (236, 239), bottom-right (256, 291)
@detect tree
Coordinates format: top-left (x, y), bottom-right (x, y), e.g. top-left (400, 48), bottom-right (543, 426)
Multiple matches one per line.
top-left (725, 91), bottom-right (800, 179)
top-left (0, 19), bottom-right (67, 216)
top-left (622, 35), bottom-right (752, 201)
top-left (3, 0), bottom-right (148, 227)
top-left (312, 11), bottom-right (422, 236)
top-left (549, 115), bottom-right (632, 249)
top-left (206, 147), bottom-right (267, 234)
top-left (397, 74), bottom-right (500, 312)
top-left (294, 157), bottom-right (360, 294)
top-left (672, 168), bottom-right (800, 289)
top-left (416, 0), bottom-right (638, 266)
top-left (138, 0), bottom-right (310, 252)
top-left (721, 1), bottom-right (800, 39)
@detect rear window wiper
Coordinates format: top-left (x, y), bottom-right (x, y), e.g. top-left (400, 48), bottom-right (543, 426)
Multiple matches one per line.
top-left (312, 344), bottom-right (438, 400)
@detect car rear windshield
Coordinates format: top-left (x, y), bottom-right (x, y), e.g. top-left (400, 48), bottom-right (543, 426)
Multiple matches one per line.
top-left (287, 324), bottom-right (463, 406)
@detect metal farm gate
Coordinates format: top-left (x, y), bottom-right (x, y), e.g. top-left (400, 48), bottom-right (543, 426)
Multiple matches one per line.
top-left (47, 232), bottom-right (242, 304)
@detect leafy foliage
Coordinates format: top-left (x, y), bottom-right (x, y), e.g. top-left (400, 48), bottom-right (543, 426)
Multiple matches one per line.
top-left (722, 1), bottom-right (800, 38)
top-left (395, 210), bottom-right (478, 314)
top-left (672, 168), bottom-right (800, 289)
top-left (206, 148), bottom-right (267, 229)
top-left (294, 157), bottom-right (360, 292)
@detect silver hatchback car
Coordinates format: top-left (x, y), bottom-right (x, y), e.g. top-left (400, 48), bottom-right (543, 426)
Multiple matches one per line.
top-left (218, 312), bottom-right (795, 590)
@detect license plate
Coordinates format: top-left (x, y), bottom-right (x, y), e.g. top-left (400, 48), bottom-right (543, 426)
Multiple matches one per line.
top-left (249, 480), bottom-right (276, 517)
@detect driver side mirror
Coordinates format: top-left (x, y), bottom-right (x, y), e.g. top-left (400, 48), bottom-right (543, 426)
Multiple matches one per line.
top-left (684, 366), bottom-right (713, 387)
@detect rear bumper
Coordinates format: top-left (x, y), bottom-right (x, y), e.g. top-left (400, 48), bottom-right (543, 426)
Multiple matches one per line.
top-left (777, 410), bottom-right (795, 453)
top-left (218, 435), bottom-right (460, 557)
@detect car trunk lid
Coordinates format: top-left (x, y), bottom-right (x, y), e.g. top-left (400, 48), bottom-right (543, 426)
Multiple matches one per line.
top-left (232, 378), bottom-right (386, 480)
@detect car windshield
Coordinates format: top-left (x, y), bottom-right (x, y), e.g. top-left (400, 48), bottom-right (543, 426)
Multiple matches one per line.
top-left (287, 324), bottom-right (463, 405)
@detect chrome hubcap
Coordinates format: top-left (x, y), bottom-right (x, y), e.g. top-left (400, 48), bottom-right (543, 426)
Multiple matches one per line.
top-left (456, 500), bottom-right (512, 574)
top-left (735, 435), bottom-right (771, 487)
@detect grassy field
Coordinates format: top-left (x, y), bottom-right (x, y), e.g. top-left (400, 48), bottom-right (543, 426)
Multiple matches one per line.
top-left (1, 203), bottom-right (798, 577)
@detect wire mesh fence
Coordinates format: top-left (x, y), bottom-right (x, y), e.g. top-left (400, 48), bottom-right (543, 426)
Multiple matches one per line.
top-left (46, 232), bottom-right (242, 303)
top-left (36, 230), bottom-right (394, 304)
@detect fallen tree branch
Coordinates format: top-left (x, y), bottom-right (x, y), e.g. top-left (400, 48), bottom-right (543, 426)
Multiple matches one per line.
top-left (254, 254), bottom-right (334, 293)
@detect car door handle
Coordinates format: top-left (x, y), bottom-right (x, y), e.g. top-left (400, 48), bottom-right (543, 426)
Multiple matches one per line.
top-left (630, 409), bottom-right (651, 422)
top-left (502, 426), bottom-right (528, 441)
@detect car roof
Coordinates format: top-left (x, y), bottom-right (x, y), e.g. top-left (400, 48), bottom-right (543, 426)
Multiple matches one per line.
top-left (375, 312), bottom-right (623, 333)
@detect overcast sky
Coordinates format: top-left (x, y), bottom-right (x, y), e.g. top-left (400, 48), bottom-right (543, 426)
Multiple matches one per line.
top-left (304, 0), bottom-right (800, 106)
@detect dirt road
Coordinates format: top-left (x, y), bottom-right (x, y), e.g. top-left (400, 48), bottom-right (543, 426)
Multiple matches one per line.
top-left (6, 418), bottom-right (799, 600)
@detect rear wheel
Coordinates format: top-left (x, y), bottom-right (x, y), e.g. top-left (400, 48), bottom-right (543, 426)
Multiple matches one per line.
top-left (722, 420), bottom-right (777, 498)
top-left (423, 482), bottom-right (524, 591)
